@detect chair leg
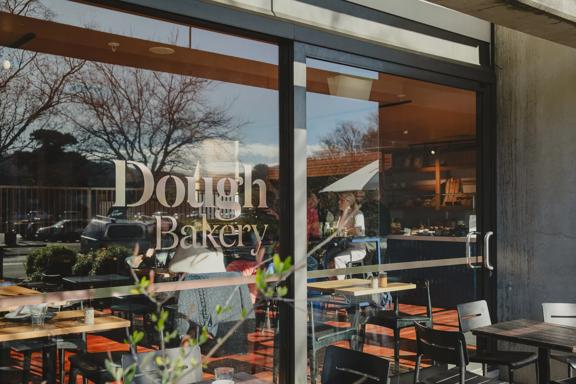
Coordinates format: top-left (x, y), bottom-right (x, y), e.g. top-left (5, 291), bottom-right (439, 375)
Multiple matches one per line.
top-left (359, 323), bottom-right (366, 352)
top-left (394, 328), bottom-right (401, 371)
top-left (60, 347), bottom-right (66, 384)
top-left (482, 363), bottom-right (487, 377)
top-left (508, 367), bottom-right (514, 384)
top-left (68, 365), bottom-right (78, 384)
top-left (414, 354), bottom-right (422, 384)
top-left (22, 351), bottom-right (31, 384)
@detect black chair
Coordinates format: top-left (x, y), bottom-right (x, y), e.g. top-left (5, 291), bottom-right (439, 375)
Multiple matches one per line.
top-left (414, 323), bottom-right (498, 384)
top-left (361, 280), bottom-right (433, 370)
top-left (68, 350), bottom-right (125, 384)
top-left (457, 300), bottom-right (537, 382)
top-left (309, 295), bottom-right (359, 384)
top-left (321, 345), bottom-right (389, 384)
top-left (111, 295), bottom-right (157, 346)
top-left (9, 339), bottom-right (57, 383)
top-left (543, 303), bottom-right (576, 378)
top-left (553, 377), bottom-right (576, 384)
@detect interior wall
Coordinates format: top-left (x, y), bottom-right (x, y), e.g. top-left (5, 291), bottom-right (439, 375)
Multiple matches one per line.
top-left (496, 25), bottom-right (576, 323)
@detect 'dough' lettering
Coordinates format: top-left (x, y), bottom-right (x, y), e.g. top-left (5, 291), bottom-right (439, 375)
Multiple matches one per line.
top-left (113, 160), bottom-right (268, 220)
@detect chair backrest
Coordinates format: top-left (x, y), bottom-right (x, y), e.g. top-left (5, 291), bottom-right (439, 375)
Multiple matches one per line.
top-left (321, 345), bottom-right (389, 384)
top-left (457, 300), bottom-right (492, 332)
top-left (543, 303), bottom-right (576, 326)
top-left (415, 323), bottom-right (469, 367)
top-left (121, 345), bottom-right (202, 384)
top-left (421, 280), bottom-right (433, 319)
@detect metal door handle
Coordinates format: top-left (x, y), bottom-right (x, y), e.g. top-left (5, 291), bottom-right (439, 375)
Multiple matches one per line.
top-left (466, 231), bottom-right (481, 269)
top-left (484, 231), bottom-right (494, 271)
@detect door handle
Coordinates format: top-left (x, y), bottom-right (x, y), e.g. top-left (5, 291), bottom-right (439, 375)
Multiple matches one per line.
top-left (466, 231), bottom-right (481, 269)
top-left (483, 231), bottom-right (494, 271)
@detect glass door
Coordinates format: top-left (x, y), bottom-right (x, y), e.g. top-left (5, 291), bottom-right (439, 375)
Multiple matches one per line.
top-left (303, 53), bottom-right (493, 382)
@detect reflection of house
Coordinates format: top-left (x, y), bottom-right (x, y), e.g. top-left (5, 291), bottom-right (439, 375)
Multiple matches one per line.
top-left (268, 152), bottom-right (383, 181)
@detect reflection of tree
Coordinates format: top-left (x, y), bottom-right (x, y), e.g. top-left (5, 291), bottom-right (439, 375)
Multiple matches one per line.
top-left (1, 0), bottom-right (83, 160)
top-left (12, 129), bottom-right (91, 186)
top-left (0, 48), bottom-right (84, 159)
top-left (66, 63), bottom-right (236, 175)
top-left (318, 113), bottom-right (378, 156)
top-left (1, 0), bottom-right (53, 17)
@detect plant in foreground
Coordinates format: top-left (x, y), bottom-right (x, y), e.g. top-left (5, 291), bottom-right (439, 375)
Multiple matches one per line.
top-left (106, 254), bottom-right (293, 384)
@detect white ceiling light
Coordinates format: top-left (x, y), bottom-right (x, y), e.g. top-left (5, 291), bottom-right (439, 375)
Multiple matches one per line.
top-left (108, 42), bottom-right (120, 52)
top-left (149, 46), bottom-right (175, 55)
top-left (327, 74), bottom-right (373, 100)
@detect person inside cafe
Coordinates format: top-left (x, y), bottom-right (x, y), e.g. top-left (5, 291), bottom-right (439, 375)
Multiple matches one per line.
top-left (322, 192), bottom-right (367, 279)
top-left (307, 191), bottom-right (321, 242)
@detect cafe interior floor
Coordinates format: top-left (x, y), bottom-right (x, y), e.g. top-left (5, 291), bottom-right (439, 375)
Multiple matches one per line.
top-left (11, 304), bottom-right (458, 383)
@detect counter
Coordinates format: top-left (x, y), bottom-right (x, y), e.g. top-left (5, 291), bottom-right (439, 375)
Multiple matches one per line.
top-left (387, 234), bottom-right (475, 243)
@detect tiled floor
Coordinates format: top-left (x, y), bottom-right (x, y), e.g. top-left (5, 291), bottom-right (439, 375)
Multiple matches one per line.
top-left (11, 304), bottom-right (459, 383)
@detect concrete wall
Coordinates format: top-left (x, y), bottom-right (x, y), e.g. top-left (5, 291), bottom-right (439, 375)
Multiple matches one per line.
top-left (496, 25), bottom-right (576, 323)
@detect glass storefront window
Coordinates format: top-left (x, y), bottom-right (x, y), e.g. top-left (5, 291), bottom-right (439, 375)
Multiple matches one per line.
top-left (305, 58), bottom-right (478, 381)
top-left (0, 1), bottom-right (279, 382)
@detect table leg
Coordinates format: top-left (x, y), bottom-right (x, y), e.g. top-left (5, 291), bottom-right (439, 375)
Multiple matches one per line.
top-left (537, 347), bottom-right (550, 384)
top-left (350, 305), bottom-right (365, 351)
top-left (42, 344), bottom-right (57, 384)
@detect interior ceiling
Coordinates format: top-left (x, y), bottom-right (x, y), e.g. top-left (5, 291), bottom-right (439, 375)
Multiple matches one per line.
top-left (0, 11), bottom-right (476, 147)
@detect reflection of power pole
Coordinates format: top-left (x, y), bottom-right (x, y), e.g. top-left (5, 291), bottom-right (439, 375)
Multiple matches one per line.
top-left (86, 188), bottom-right (92, 220)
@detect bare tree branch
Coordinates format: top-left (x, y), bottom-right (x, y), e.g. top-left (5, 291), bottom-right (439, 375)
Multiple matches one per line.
top-left (0, 48), bottom-right (84, 159)
top-left (65, 63), bottom-right (237, 175)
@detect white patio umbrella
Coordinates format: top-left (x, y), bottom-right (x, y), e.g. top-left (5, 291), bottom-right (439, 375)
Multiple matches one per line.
top-left (320, 160), bottom-right (379, 193)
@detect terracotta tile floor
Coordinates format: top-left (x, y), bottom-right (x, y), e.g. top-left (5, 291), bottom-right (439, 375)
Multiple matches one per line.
top-left (11, 304), bottom-right (458, 383)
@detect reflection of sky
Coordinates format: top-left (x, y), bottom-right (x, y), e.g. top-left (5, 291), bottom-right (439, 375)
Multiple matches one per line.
top-left (306, 59), bottom-right (378, 153)
top-left (34, 0), bottom-right (279, 167)
top-left (40, 0), bottom-right (278, 64)
top-left (307, 92), bottom-right (377, 151)
top-left (206, 82), bottom-right (279, 166)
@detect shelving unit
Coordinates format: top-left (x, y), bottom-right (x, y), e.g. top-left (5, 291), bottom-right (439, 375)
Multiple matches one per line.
top-left (382, 153), bottom-right (476, 212)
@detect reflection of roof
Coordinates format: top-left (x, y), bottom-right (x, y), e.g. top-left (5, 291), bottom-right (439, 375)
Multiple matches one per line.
top-left (268, 152), bottom-right (381, 179)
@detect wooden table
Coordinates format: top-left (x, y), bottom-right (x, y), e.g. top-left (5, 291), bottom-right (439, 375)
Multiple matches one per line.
top-left (0, 310), bottom-right (130, 384)
top-left (0, 309), bottom-right (130, 342)
top-left (197, 372), bottom-right (270, 383)
top-left (472, 319), bottom-right (576, 384)
top-left (308, 278), bottom-right (417, 297)
top-left (0, 285), bottom-right (39, 298)
top-left (0, 285), bottom-right (40, 311)
top-left (308, 279), bottom-right (417, 350)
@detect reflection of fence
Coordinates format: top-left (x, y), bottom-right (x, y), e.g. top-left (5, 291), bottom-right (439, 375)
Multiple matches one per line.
top-left (0, 185), bottom-right (236, 232)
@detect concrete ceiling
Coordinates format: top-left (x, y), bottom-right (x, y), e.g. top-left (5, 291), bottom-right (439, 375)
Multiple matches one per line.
top-left (427, 0), bottom-right (576, 49)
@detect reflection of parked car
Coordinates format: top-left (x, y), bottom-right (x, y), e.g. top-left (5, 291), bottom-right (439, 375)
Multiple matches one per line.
top-left (14, 210), bottom-right (55, 239)
top-left (80, 217), bottom-right (153, 253)
top-left (35, 219), bottom-right (87, 242)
